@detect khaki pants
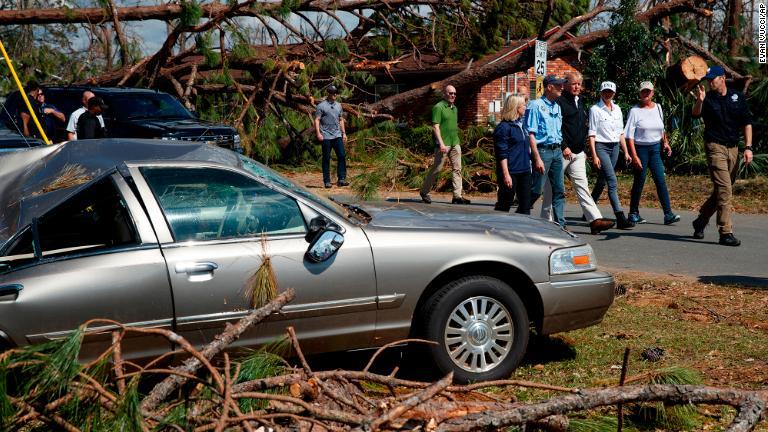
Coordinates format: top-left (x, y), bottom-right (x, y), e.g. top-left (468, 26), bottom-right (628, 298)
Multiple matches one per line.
top-left (421, 144), bottom-right (463, 198)
top-left (698, 142), bottom-right (739, 234)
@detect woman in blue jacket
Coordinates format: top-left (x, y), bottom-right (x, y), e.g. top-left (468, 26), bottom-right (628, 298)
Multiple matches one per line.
top-left (493, 94), bottom-right (531, 214)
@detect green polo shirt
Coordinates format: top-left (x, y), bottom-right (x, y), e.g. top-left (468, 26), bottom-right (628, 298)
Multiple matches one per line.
top-left (432, 100), bottom-right (460, 147)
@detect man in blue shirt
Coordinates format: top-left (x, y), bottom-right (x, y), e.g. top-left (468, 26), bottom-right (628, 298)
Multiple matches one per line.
top-left (526, 75), bottom-right (567, 228)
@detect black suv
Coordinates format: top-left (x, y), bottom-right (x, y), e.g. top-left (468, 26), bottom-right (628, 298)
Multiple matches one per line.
top-left (3, 87), bottom-right (242, 152)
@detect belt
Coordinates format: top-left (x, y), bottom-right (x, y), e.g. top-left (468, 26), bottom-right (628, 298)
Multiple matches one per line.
top-left (538, 143), bottom-right (561, 149)
top-left (709, 141), bottom-right (738, 148)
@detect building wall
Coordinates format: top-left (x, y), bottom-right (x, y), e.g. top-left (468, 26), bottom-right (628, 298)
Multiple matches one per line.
top-left (463, 57), bottom-right (581, 126)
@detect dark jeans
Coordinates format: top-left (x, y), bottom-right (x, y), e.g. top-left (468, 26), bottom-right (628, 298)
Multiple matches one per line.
top-left (495, 169), bottom-right (531, 215)
top-left (591, 141), bottom-right (623, 213)
top-left (322, 137), bottom-right (346, 184)
top-left (531, 146), bottom-right (565, 226)
top-left (630, 143), bottom-right (672, 216)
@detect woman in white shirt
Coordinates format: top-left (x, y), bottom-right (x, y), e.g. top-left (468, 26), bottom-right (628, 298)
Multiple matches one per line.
top-left (588, 81), bottom-right (634, 229)
top-left (624, 81), bottom-right (680, 225)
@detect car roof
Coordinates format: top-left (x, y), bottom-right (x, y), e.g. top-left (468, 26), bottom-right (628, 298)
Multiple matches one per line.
top-left (43, 86), bottom-right (167, 96)
top-left (0, 139), bottom-right (243, 246)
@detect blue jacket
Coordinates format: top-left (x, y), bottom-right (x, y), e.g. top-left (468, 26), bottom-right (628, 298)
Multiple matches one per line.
top-left (493, 119), bottom-right (531, 174)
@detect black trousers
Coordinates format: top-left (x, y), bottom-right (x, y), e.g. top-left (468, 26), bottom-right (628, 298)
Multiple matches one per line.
top-left (495, 169), bottom-right (531, 214)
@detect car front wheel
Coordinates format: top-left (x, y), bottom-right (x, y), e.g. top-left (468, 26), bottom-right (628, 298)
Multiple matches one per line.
top-left (422, 276), bottom-right (529, 383)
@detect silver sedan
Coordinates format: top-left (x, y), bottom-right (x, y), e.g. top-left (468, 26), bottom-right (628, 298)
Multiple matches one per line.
top-left (0, 139), bottom-right (614, 383)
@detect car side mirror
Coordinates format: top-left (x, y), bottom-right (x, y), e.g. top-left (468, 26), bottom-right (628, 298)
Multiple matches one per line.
top-left (304, 215), bottom-right (340, 243)
top-left (305, 230), bottom-right (344, 263)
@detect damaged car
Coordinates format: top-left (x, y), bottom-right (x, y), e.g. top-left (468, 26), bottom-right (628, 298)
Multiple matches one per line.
top-left (0, 139), bottom-right (614, 382)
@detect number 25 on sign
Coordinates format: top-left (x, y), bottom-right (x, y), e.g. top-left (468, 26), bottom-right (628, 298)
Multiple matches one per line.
top-left (534, 40), bottom-right (547, 76)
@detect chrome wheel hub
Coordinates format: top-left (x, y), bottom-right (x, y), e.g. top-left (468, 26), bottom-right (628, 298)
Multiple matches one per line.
top-left (444, 296), bottom-right (514, 373)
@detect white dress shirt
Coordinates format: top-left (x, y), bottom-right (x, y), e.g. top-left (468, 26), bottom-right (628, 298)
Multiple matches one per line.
top-left (588, 99), bottom-right (624, 142)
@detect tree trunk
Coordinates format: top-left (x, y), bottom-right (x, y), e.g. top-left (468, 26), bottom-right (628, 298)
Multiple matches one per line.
top-left (665, 55), bottom-right (708, 92)
top-left (726, 0), bottom-right (743, 57)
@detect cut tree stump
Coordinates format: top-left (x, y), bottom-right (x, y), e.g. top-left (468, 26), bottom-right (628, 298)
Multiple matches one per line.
top-left (666, 55), bottom-right (708, 92)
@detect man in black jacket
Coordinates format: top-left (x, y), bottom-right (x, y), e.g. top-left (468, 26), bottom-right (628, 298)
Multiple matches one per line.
top-left (541, 72), bottom-right (614, 234)
top-left (76, 97), bottom-right (106, 139)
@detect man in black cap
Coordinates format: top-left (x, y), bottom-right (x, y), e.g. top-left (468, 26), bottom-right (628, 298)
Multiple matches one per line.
top-left (525, 74), bottom-right (567, 227)
top-left (314, 85), bottom-right (348, 188)
top-left (691, 65), bottom-right (753, 246)
top-left (76, 96), bottom-right (106, 139)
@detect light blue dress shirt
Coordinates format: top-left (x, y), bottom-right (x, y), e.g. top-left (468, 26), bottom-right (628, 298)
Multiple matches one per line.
top-left (525, 96), bottom-right (563, 146)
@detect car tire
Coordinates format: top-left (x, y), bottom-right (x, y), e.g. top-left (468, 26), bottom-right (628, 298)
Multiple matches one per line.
top-left (422, 276), bottom-right (529, 383)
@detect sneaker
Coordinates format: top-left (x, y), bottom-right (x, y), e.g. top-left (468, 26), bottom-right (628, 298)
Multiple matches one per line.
top-left (324, 182), bottom-right (332, 188)
top-left (719, 233), bottom-right (741, 247)
top-left (692, 217), bottom-right (706, 239)
top-left (663, 213), bottom-right (681, 225)
top-left (337, 180), bottom-right (349, 187)
top-left (590, 218), bottom-right (616, 234)
top-left (451, 197), bottom-right (471, 204)
top-left (628, 213), bottom-right (646, 224)
top-left (420, 193), bottom-right (432, 204)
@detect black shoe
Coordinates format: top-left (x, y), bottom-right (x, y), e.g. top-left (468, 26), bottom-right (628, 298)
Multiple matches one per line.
top-left (452, 197), bottom-right (471, 204)
top-left (337, 180), bottom-right (349, 187)
top-left (615, 211), bottom-right (635, 229)
top-left (719, 233), bottom-right (741, 247)
top-left (692, 217), bottom-right (706, 239)
top-left (324, 182), bottom-right (332, 188)
top-left (420, 193), bottom-right (432, 204)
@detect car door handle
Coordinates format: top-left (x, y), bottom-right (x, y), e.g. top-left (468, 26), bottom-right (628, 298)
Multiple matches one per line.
top-left (175, 262), bottom-right (219, 274)
top-left (0, 283), bottom-right (23, 298)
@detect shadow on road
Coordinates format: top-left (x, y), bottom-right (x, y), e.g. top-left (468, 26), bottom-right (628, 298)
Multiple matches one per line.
top-left (698, 275), bottom-right (768, 289)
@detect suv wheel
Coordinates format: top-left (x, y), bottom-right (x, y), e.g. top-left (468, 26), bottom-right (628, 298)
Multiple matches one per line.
top-left (422, 276), bottom-right (529, 383)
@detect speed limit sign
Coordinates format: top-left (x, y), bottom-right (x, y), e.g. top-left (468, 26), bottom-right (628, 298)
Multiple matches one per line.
top-left (534, 40), bottom-right (547, 77)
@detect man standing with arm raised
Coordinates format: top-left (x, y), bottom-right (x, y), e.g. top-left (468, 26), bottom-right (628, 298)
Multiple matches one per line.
top-left (691, 66), bottom-right (753, 246)
top-left (420, 85), bottom-right (470, 204)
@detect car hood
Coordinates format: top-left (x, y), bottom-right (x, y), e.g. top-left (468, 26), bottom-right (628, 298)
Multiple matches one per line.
top-left (359, 200), bottom-right (579, 247)
top-left (123, 118), bottom-right (236, 136)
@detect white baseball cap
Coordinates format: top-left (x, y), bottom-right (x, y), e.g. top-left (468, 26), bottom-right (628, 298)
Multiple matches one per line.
top-left (600, 81), bottom-right (617, 92)
top-left (639, 81), bottom-right (654, 91)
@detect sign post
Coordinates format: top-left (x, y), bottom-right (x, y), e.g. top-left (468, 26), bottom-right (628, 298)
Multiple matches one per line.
top-left (534, 40), bottom-right (547, 98)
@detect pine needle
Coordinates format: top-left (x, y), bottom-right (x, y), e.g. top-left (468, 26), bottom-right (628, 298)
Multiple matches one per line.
top-left (24, 326), bottom-right (84, 399)
top-left (32, 164), bottom-right (92, 196)
top-left (242, 234), bottom-right (278, 308)
top-left (569, 415), bottom-right (619, 432)
top-left (0, 359), bottom-right (12, 430)
top-left (631, 366), bottom-right (703, 430)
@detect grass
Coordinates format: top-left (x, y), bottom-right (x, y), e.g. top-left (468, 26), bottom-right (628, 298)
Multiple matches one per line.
top-left (503, 271), bottom-right (768, 430)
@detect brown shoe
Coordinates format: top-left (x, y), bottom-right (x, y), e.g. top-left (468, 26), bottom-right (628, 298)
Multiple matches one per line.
top-left (590, 218), bottom-right (615, 234)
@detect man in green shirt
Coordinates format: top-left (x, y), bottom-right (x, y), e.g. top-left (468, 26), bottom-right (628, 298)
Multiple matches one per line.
top-left (420, 85), bottom-right (470, 204)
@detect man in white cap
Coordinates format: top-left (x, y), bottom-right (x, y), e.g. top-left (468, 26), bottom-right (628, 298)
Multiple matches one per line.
top-left (691, 65), bottom-right (753, 246)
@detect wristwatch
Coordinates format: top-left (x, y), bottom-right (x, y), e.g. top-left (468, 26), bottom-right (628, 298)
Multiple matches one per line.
top-left (745, 146), bottom-right (753, 151)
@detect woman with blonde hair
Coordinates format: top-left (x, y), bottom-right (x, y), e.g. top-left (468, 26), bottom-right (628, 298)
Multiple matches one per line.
top-left (493, 94), bottom-right (531, 213)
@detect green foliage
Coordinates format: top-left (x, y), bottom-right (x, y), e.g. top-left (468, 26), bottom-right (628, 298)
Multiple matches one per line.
top-left (324, 38), bottom-right (350, 59)
top-left (25, 327), bottom-right (84, 399)
top-left (178, 0), bottom-right (203, 27)
top-left (229, 32), bottom-right (256, 62)
top-left (568, 416), bottom-right (619, 431)
top-left (276, 0), bottom-right (302, 18)
top-left (631, 367), bottom-right (703, 430)
top-left (583, 0), bottom-right (662, 104)
top-left (235, 346), bottom-right (288, 412)
top-left (400, 125), bottom-right (436, 155)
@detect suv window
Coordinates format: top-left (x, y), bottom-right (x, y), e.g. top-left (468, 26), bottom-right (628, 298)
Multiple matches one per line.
top-left (141, 167), bottom-right (306, 242)
top-left (0, 176), bottom-right (139, 270)
top-left (109, 93), bottom-right (193, 120)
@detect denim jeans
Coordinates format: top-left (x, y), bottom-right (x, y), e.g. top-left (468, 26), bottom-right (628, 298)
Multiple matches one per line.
top-left (531, 146), bottom-right (565, 226)
top-left (591, 141), bottom-right (623, 213)
top-left (322, 137), bottom-right (346, 184)
top-left (630, 143), bottom-right (672, 216)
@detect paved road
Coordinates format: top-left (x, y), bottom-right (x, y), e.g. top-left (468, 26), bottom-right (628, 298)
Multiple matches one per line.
top-left (380, 193), bottom-right (768, 287)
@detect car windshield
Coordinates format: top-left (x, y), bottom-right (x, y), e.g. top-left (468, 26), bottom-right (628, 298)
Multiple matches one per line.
top-left (237, 154), bottom-right (349, 219)
top-left (109, 93), bottom-right (193, 120)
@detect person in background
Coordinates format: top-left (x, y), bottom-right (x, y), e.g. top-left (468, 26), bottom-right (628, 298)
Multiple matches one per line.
top-left (588, 81), bottom-right (635, 229)
top-left (35, 91), bottom-right (65, 142)
top-left (542, 72), bottom-right (615, 234)
top-left (624, 81), bottom-right (680, 225)
top-left (67, 90), bottom-right (104, 141)
top-left (691, 65), bottom-right (753, 246)
top-left (19, 81), bottom-right (42, 137)
top-left (76, 97), bottom-right (106, 139)
top-left (493, 94), bottom-right (531, 214)
top-left (526, 75), bottom-right (566, 227)
top-left (420, 84), bottom-right (470, 204)
top-left (314, 85), bottom-right (348, 188)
